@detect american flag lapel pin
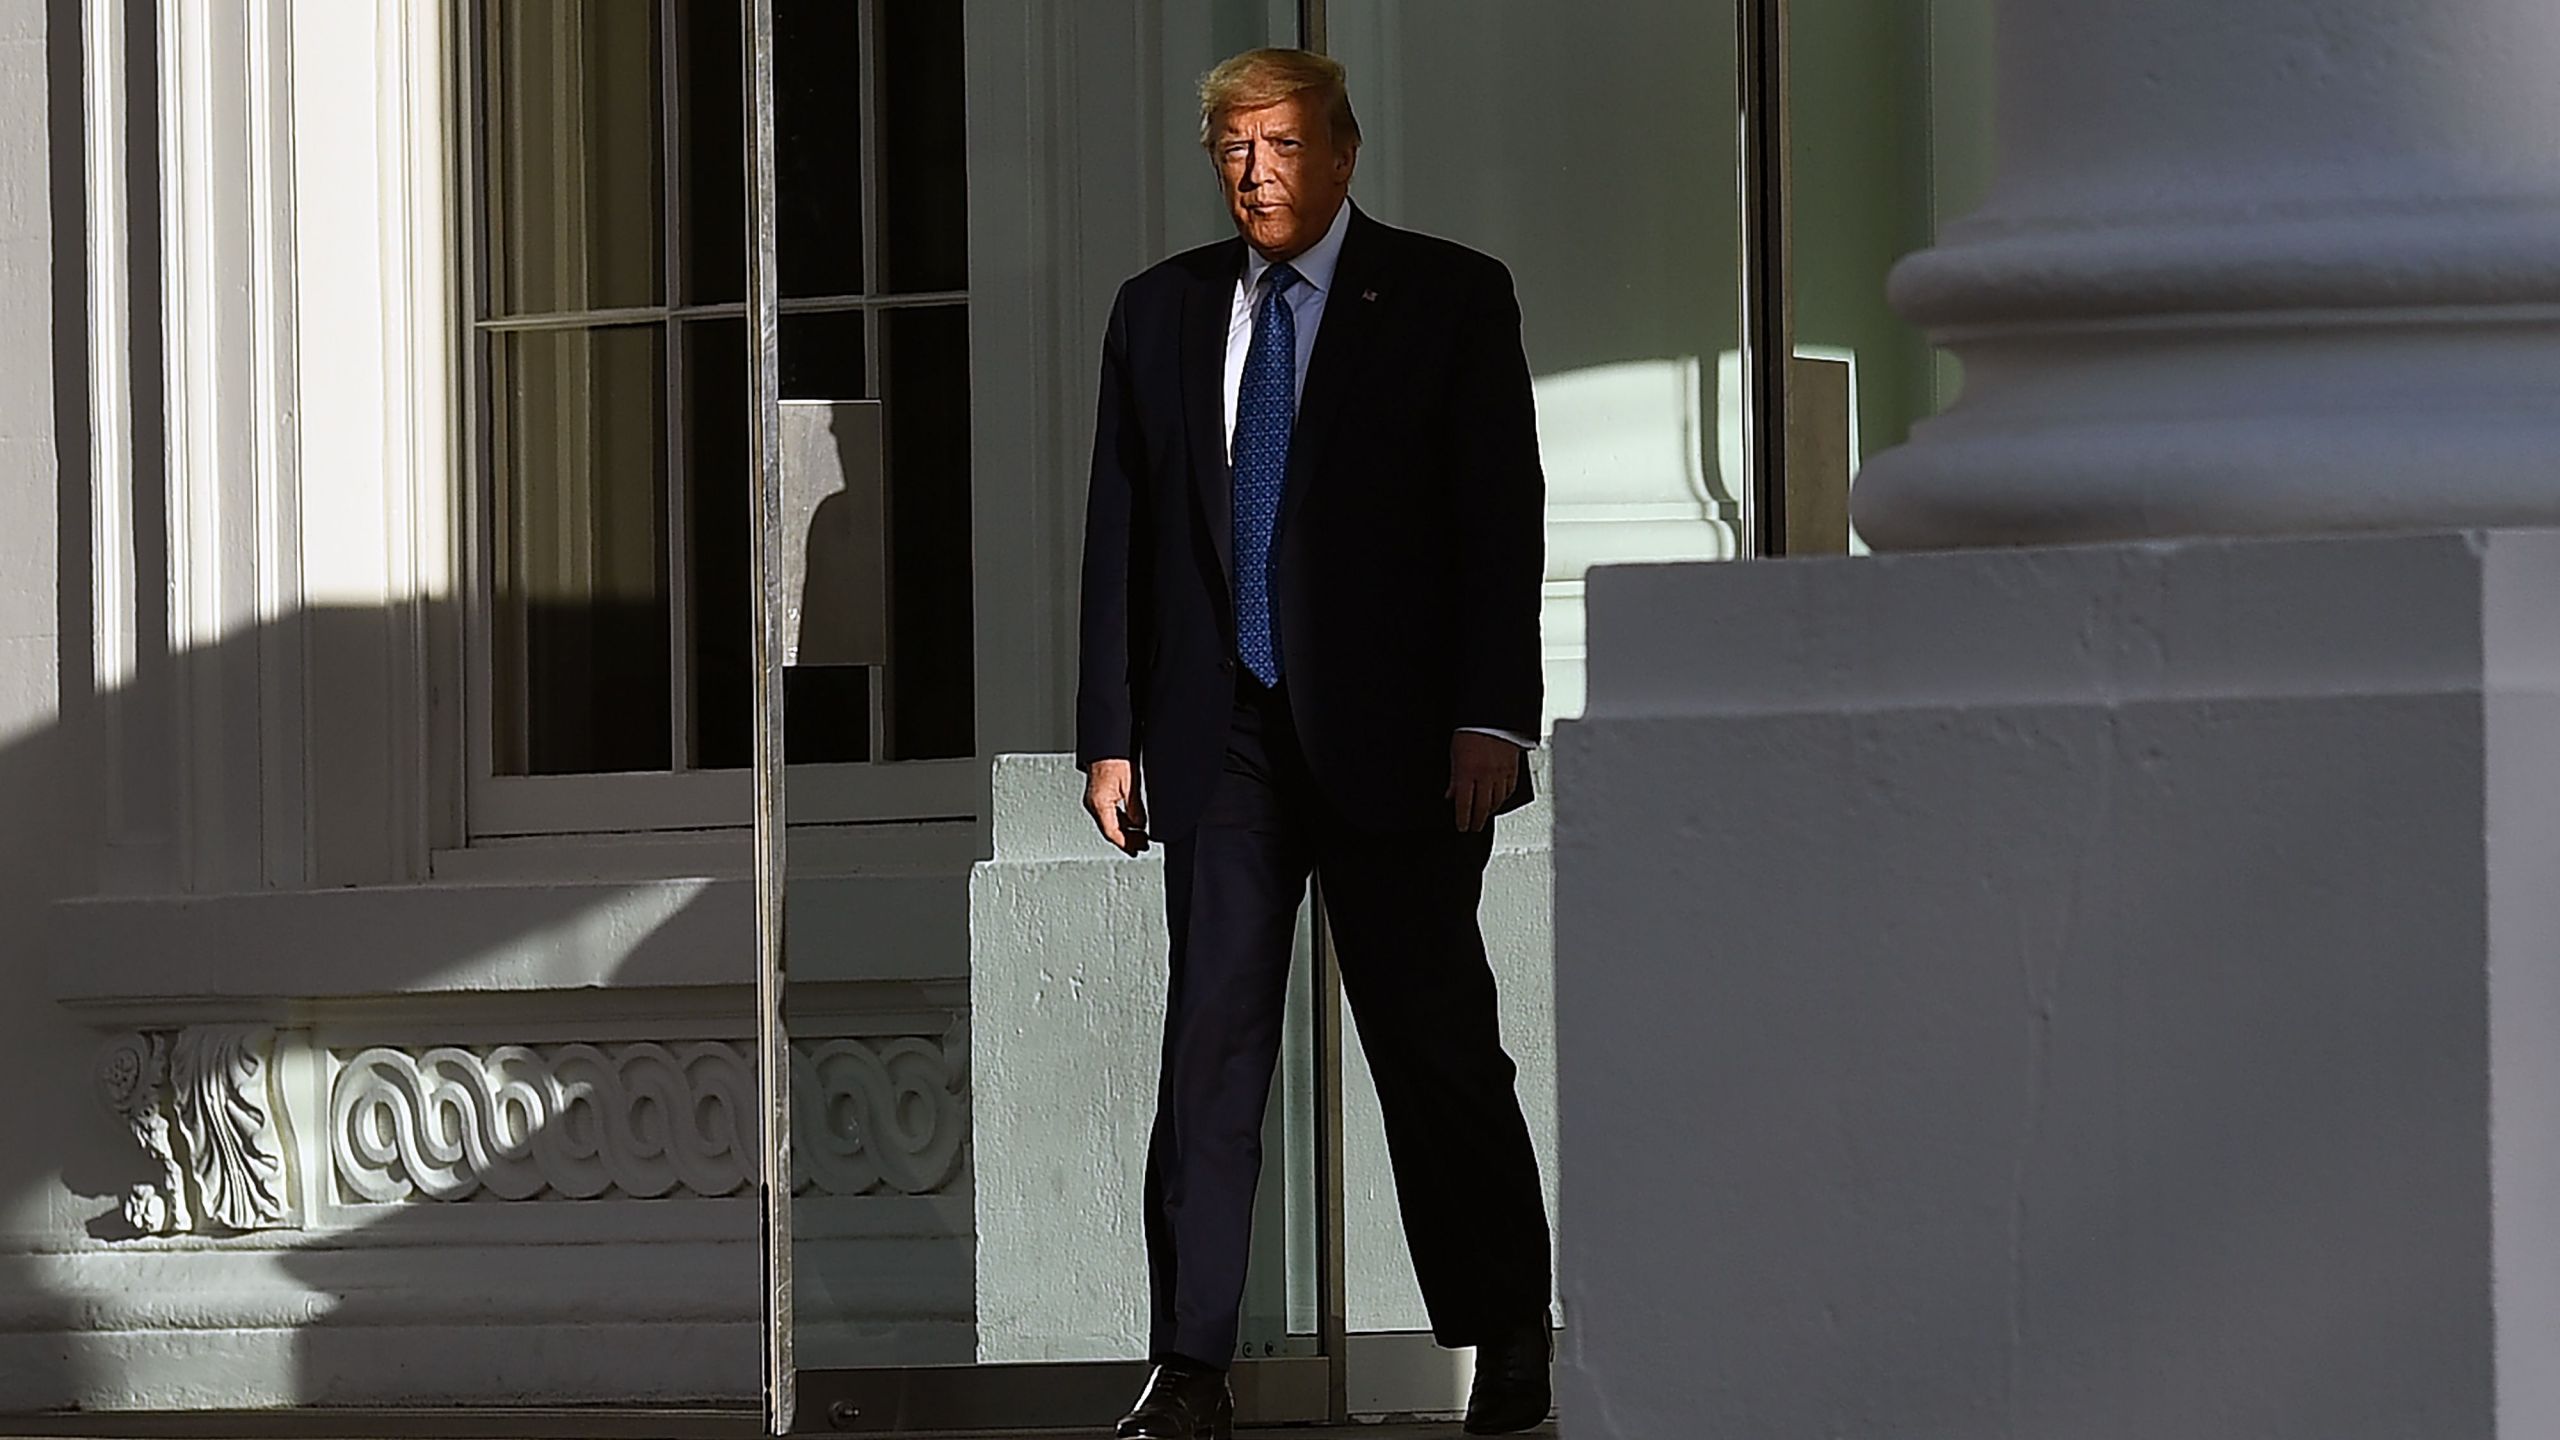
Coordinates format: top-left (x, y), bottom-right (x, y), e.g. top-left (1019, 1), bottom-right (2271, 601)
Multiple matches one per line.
top-left (1362, 288), bottom-right (1380, 302)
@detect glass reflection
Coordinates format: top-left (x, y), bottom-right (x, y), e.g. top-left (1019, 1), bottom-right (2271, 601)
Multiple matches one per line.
top-left (878, 2), bottom-right (968, 294)
top-left (1791, 0), bottom-right (1996, 552)
top-left (776, 0), bottom-right (867, 299)
top-left (489, 324), bottom-right (671, 775)
top-left (1321, 3), bottom-right (1740, 1403)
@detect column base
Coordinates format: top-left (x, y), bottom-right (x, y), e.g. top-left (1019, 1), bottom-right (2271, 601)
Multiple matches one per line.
top-left (1555, 530), bottom-right (2560, 1438)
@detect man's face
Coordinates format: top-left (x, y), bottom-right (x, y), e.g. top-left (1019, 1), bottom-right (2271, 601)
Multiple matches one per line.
top-left (1212, 94), bottom-right (1356, 261)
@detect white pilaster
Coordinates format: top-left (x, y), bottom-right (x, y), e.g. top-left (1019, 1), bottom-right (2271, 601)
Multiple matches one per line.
top-left (157, 0), bottom-right (303, 892)
top-left (81, 0), bottom-right (180, 896)
top-left (287, 0), bottom-right (462, 885)
top-left (1852, 0), bottom-right (2560, 550)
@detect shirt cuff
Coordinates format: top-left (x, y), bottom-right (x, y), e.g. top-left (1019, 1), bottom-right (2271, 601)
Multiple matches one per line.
top-left (1457, 725), bottom-right (1537, 750)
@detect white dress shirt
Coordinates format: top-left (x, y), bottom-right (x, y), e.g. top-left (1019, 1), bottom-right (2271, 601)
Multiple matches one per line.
top-left (1222, 197), bottom-right (1351, 455)
top-left (1222, 201), bottom-right (1535, 753)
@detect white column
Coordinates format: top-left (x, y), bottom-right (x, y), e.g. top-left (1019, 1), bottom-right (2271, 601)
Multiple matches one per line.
top-left (1852, 0), bottom-right (2560, 550)
top-left (1557, 4), bottom-right (2560, 1438)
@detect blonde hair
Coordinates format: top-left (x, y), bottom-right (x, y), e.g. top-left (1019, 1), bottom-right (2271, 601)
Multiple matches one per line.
top-left (1198, 48), bottom-right (1362, 150)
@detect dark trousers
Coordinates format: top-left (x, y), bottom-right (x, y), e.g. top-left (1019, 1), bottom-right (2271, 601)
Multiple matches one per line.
top-left (1145, 678), bottom-right (1553, 1368)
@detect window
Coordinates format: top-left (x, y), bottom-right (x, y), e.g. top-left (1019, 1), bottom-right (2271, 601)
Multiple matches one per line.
top-left (465, 0), bottom-right (974, 837)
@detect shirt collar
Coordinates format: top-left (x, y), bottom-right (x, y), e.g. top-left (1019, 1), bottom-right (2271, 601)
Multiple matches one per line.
top-left (1242, 198), bottom-right (1353, 298)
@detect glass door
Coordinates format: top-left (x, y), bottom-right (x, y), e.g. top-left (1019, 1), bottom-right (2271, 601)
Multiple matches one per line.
top-left (746, 0), bottom-right (1969, 1429)
top-left (753, 1), bottom-right (1327, 1432)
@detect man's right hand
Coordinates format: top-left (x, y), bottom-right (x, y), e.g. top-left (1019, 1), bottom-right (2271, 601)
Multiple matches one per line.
top-left (1084, 759), bottom-right (1149, 855)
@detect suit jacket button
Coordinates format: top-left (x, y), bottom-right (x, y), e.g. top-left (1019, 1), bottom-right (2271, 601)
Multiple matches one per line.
top-left (1219, 659), bottom-right (1235, 674)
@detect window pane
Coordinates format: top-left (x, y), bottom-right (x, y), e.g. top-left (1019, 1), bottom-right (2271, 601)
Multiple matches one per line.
top-left (776, 0), bottom-right (866, 298)
top-left (785, 665), bottom-right (871, 764)
top-left (483, 0), bottom-right (663, 317)
top-left (881, 304), bottom-right (973, 761)
top-left (490, 325), bottom-right (671, 775)
top-left (684, 318), bottom-right (753, 770)
top-left (780, 309), bottom-right (868, 400)
top-left (687, 315), bottom-right (879, 771)
top-left (878, 0), bottom-right (967, 293)
top-left (678, 0), bottom-right (746, 307)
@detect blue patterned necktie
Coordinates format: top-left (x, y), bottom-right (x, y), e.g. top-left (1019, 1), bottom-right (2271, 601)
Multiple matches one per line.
top-left (1233, 261), bottom-right (1302, 687)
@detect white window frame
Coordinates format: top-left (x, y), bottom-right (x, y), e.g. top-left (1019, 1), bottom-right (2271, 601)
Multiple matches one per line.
top-left (453, 0), bottom-right (982, 845)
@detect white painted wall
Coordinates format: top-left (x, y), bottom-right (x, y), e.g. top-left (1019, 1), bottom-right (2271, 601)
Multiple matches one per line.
top-left (966, 756), bottom-right (1174, 1362)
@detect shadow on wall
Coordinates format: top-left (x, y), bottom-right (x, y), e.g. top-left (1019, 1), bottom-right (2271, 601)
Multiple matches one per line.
top-left (0, 606), bottom-right (773, 1413)
top-left (0, 0), bottom-right (771, 1410)
top-left (4, 0), bottom-right (113, 1409)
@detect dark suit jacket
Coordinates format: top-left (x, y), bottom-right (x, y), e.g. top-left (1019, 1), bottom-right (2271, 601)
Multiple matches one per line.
top-left (1076, 204), bottom-right (1545, 841)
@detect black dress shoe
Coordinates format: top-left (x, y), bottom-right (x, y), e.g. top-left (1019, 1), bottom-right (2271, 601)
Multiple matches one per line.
top-left (1464, 1319), bottom-right (1554, 1435)
top-left (1117, 1359), bottom-right (1234, 1440)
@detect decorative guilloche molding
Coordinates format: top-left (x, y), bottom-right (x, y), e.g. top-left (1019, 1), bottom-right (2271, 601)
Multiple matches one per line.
top-left (95, 1026), bottom-right (293, 1235)
top-left (793, 1032), bottom-right (970, 1198)
top-left (92, 1016), bottom-right (970, 1233)
top-left (329, 1031), bottom-right (969, 1204)
top-left (331, 1042), bottom-right (761, 1203)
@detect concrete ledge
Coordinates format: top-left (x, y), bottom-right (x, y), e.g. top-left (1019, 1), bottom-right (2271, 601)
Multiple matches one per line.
top-left (0, 1206), bottom-right (970, 1408)
top-left (1587, 530), bottom-right (2560, 718)
top-left (1557, 530), bottom-right (2560, 1439)
top-left (48, 871), bottom-right (969, 1019)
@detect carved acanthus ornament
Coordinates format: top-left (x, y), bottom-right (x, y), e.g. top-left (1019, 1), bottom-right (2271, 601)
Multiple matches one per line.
top-left (95, 1026), bottom-right (292, 1235)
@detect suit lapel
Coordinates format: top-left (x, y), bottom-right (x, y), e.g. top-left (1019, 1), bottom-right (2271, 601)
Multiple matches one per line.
top-left (1281, 207), bottom-right (1392, 535)
top-left (1181, 241), bottom-right (1243, 590)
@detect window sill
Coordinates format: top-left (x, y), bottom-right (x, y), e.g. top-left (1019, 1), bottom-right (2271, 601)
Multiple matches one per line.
top-left (49, 869), bottom-right (970, 1024)
top-left (427, 816), bottom-right (985, 884)
top-left (466, 759), bottom-right (983, 839)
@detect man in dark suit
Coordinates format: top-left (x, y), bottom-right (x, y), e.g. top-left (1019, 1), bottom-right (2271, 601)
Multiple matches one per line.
top-left (1077, 48), bottom-right (1554, 1440)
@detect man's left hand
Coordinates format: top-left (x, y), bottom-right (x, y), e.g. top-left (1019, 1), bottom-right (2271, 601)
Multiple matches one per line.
top-left (1448, 731), bottom-right (1522, 832)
